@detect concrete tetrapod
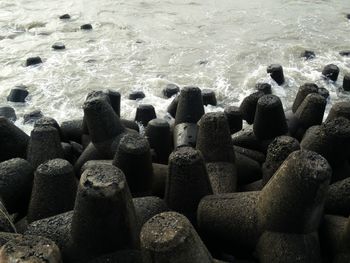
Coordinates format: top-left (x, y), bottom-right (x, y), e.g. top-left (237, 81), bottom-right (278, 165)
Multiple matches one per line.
top-left (68, 164), bottom-right (139, 262)
top-left (198, 150), bottom-right (331, 262)
top-left (141, 211), bottom-right (215, 263)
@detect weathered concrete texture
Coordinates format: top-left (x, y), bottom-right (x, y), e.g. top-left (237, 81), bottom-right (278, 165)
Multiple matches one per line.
top-left (165, 147), bottom-right (212, 225)
top-left (0, 158), bottom-right (33, 214)
top-left (325, 178), bottom-right (350, 216)
top-left (27, 126), bottom-right (64, 169)
top-left (0, 235), bottom-right (62, 263)
top-left (196, 112), bottom-right (235, 163)
top-left (262, 136), bottom-right (300, 186)
top-left (206, 162), bottom-right (237, 194)
top-left (0, 117), bottom-right (29, 162)
top-left (27, 159), bottom-right (77, 223)
top-left (258, 150), bottom-right (331, 234)
top-left (175, 86), bottom-right (204, 125)
top-left (141, 212), bottom-right (214, 263)
top-left (198, 192), bottom-right (260, 253)
top-left (113, 133), bottom-right (153, 196)
top-left (256, 231), bottom-right (321, 263)
top-left (69, 165), bottom-right (139, 261)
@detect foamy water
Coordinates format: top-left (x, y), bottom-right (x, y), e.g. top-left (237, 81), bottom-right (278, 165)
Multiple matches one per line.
top-left (0, 0), bottom-right (350, 133)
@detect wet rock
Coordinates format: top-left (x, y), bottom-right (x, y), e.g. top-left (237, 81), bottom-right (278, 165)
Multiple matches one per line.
top-left (301, 50), bottom-right (316, 59)
top-left (25, 56), bottom-right (42, 66)
top-left (128, 91), bottom-right (145, 100)
top-left (81, 24), bottom-right (93, 30)
top-left (7, 85), bottom-right (29, 102)
top-left (52, 42), bottom-right (66, 50)
top-left (59, 14), bottom-right (71, 19)
top-left (339, 50), bottom-right (350, 56)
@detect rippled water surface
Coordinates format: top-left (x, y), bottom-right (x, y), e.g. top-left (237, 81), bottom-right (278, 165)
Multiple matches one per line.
top-left (1, 0), bottom-right (350, 132)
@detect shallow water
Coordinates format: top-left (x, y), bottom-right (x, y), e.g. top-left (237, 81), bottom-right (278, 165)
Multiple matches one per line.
top-left (1, 0), bottom-right (350, 133)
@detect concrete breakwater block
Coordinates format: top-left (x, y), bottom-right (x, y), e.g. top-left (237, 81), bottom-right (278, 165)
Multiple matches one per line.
top-left (113, 133), bottom-right (153, 197)
top-left (141, 212), bottom-right (215, 263)
top-left (68, 165), bottom-right (139, 262)
top-left (0, 117), bottom-right (29, 162)
top-left (27, 159), bottom-right (77, 223)
top-left (0, 235), bottom-right (62, 263)
top-left (145, 118), bottom-right (172, 165)
top-left (0, 107), bottom-right (16, 121)
top-left (224, 106), bottom-right (243, 134)
top-left (165, 147), bottom-right (212, 226)
top-left (198, 150), bottom-right (331, 261)
top-left (0, 158), bottom-right (33, 215)
top-left (267, 64), bottom-right (285, 85)
top-left (135, 104), bottom-right (157, 127)
top-left (27, 126), bottom-right (64, 169)
top-left (175, 86), bottom-right (204, 125)
top-left (301, 117), bottom-right (350, 182)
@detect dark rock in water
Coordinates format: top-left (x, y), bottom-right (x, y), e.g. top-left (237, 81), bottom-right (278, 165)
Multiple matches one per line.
top-left (300, 50), bottom-right (315, 59)
top-left (347, 14), bottom-right (350, 19)
top-left (23, 110), bottom-right (43, 124)
top-left (339, 50), bottom-right (350, 56)
top-left (25, 56), bottom-right (42, 67)
top-left (0, 106), bottom-right (16, 121)
top-left (52, 42), bottom-right (65, 50)
top-left (202, 89), bottom-right (217, 106)
top-left (128, 91), bottom-right (145, 100)
top-left (7, 85), bottom-right (29, 102)
top-left (81, 24), bottom-right (93, 30)
top-left (343, 73), bottom-right (350, 91)
top-left (163, 83), bottom-right (180, 98)
top-left (267, 64), bottom-right (285, 85)
top-left (322, 64), bottom-right (339, 81)
top-left (256, 82), bottom-right (272, 94)
top-left (59, 14), bottom-right (71, 19)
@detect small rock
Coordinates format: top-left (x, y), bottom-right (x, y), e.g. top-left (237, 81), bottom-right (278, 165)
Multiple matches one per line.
top-left (300, 50), bottom-right (315, 59)
top-left (59, 14), bottom-right (71, 19)
top-left (7, 85), bottom-right (29, 103)
top-left (81, 24), bottom-right (93, 30)
top-left (52, 43), bottom-right (65, 50)
top-left (25, 57), bottom-right (42, 67)
top-left (128, 91), bottom-right (145, 100)
top-left (339, 50), bottom-right (350, 56)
